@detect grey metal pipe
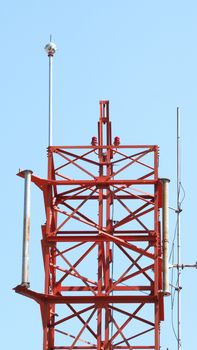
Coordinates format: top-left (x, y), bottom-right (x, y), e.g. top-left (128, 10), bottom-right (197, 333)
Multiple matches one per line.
top-left (161, 178), bottom-right (170, 295)
top-left (21, 170), bottom-right (32, 288)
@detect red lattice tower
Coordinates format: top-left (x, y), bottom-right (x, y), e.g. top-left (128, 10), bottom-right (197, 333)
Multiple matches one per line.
top-left (15, 100), bottom-right (167, 350)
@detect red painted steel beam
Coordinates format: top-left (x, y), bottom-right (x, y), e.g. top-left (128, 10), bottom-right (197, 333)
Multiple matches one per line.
top-left (14, 286), bottom-right (158, 304)
top-left (17, 172), bottom-right (157, 186)
top-left (56, 230), bottom-right (154, 234)
top-left (47, 235), bottom-right (155, 242)
top-left (56, 195), bottom-right (153, 200)
top-left (60, 286), bottom-right (153, 292)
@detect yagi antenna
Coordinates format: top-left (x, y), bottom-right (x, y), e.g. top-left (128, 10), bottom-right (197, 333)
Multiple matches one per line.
top-left (44, 36), bottom-right (57, 146)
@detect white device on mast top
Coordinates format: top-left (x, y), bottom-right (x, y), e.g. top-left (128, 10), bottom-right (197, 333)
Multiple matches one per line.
top-left (44, 41), bottom-right (57, 56)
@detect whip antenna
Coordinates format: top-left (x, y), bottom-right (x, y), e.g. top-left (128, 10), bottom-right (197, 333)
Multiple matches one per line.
top-left (44, 35), bottom-right (57, 146)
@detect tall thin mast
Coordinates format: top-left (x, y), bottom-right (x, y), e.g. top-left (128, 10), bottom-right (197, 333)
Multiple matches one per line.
top-left (177, 107), bottom-right (181, 350)
top-left (44, 36), bottom-right (57, 146)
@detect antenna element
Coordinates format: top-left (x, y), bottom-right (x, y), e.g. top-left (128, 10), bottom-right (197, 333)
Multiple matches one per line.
top-left (177, 107), bottom-right (181, 350)
top-left (44, 37), bottom-right (57, 146)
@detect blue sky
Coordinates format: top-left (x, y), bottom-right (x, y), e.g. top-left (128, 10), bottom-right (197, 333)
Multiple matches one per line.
top-left (1, 1), bottom-right (197, 349)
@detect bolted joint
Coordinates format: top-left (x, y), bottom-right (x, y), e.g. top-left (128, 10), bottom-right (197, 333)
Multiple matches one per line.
top-left (91, 136), bottom-right (98, 146)
top-left (114, 136), bottom-right (120, 146)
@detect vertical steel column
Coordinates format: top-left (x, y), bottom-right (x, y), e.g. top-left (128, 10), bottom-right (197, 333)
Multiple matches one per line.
top-left (100, 101), bottom-right (112, 350)
top-left (161, 178), bottom-right (170, 295)
top-left (154, 146), bottom-right (160, 350)
top-left (97, 102), bottom-right (104, 350)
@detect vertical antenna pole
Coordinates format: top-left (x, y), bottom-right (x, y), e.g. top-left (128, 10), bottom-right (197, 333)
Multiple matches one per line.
top-left (177, 107), bottom-right (181, 350)
top-left (21, 170), bottom-right (32, 287)
top-left (49, 50), bottom-right (52, 146)
top-left (45, 36), bottom-right (57, 146)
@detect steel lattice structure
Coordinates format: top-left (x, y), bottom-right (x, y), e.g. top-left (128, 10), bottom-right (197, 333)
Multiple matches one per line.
top-left (15, 101), bottom-right (166, 350)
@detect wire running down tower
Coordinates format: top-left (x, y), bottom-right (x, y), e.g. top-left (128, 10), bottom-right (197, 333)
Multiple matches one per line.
top-left (14, 99), bottom-right (170, 350)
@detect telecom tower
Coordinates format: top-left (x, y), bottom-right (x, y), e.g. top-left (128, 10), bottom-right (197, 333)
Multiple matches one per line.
top-left (14, 41), bottom-right (170, 350)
